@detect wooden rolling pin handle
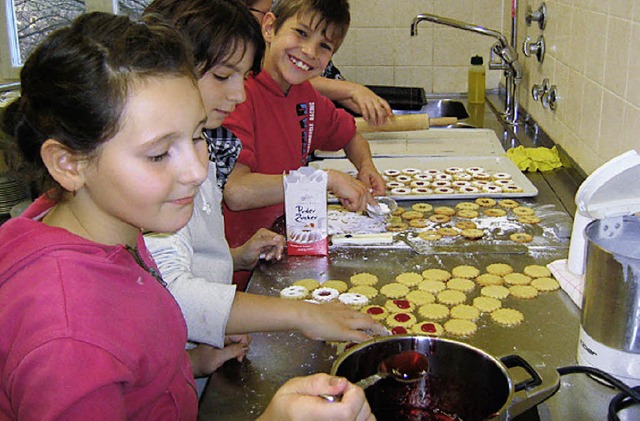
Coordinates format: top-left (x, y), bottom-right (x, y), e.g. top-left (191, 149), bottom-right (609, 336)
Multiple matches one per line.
top-left (429, 117), bottom-right (458, 127)
top-left (355, 114), bottom-right (458, 133)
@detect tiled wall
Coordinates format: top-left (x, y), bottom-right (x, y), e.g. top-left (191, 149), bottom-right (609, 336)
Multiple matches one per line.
top-left (515, 0), bottom-right (640, 175)
top-left (336, 0), bottom-right (640, 175)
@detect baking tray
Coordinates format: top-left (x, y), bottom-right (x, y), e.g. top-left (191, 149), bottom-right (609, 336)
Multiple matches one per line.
top-left (310, 155), bottom-right (538, 200)
top-left (314, 128), bottom-right (506, 159)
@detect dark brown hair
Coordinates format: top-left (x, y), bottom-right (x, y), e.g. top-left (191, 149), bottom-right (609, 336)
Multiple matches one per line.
top-left (2, 12), bottom-right (196, 193)
top-left (145, 0), bottom-right (265, 77)
top-left (272, 0), bottom-right (350, 48)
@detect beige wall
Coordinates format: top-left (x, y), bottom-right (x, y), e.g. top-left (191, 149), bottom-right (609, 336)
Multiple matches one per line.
top-left (335, 0), bottom-right (640, 175)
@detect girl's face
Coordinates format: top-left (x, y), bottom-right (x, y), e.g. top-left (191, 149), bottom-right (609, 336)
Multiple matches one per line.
top-left (262, 11), bottom-right (337, 92)
top-left (197, 43), bottom-right (257, 129)
top-left (81, 76), bottom-right (208, 239)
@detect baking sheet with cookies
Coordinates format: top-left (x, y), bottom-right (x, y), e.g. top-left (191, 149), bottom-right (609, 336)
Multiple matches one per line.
top-left (314, 128), bottom-right (506, 159)
top-left (310, 156), bottom-right (538, 200)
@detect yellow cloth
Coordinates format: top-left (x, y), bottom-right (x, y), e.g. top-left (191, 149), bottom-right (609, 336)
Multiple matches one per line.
top-left (506, 145), bottom-right (562, 172)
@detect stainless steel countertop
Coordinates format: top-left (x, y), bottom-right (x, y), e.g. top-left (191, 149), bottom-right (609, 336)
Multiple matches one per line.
top-left (198, 97), bottom-right (639, 420)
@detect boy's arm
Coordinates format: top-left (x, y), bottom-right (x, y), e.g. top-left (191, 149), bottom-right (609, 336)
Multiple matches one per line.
top-left (309, 76), bottom-right (392, 126)
top-left (342, 134), bottom-right (386, 196)
top-left (223, 163), bottom-right (286, 211)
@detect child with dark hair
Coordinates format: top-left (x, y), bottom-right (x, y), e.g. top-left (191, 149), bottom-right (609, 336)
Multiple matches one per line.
top-left (0, 10), bottom-right (376, 420)
top-left (223, 0), bottom-right (387, 254)
top-left (143, 0), bottom-right (385, 404)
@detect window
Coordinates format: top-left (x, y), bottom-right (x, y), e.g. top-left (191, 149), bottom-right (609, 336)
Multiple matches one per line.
top-left (1, 0), bottom-right (149, 80)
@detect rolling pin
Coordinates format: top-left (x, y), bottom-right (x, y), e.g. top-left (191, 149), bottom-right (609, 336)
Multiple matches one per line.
top-left (355, 114), bottom-right (457, 133)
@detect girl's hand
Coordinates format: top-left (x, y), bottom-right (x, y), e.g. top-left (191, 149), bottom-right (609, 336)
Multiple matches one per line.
top-left (188, 335), bottom-right (251, 377)
top-left (257, 373), bottom-right (374, 421)
top-left (350, 85), bottom-right (393, 127)
top-left (297, 301), bottom-right (387, 343)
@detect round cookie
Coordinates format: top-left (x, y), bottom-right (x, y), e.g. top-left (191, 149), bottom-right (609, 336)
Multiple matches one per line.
top-left (531, 277), bottom-right (560, 292)
top-left (457, 209), bottom-right (479, 219)
top-left (444, 319), bottom-right (477, 337)
top-left (460, 228), bottom-right (485, 239)
top-left (486, 263), bottom-right (514, 276)
top-left (361, 305), bottom-right (388, 320)
top-left (433, 206), bottom-right (456, 216)
top-left (293, 278), bottom-right (320, 291)
top-left (311, 287), bottom-right (340, 302)
top-left (437, 289), bottom-right (467, 306)
top-left (498, 199), bottom-right (520, 209)
top-left (476, 273), bottom-right (504, 286)
top-left (491, 308), bottom-right (524, 326)
top-left (450, 304), bottom-right (480, 320)
top-left (483, 208), bottom-right (507, 217)
top-left (447, 278), bottom-right (476, 293)
top-left (519, 215), bottom-right (542, 224)
top-left (418, 280), bottom-right (447, 293)
top-left (502, 185), bottom-right (524, 193)
top-left (322, 280), bottom-right (348, 293)
top-left (406, 290), bottom-right (436, 305)
top-left (418, 303), bottom-right (449, 321)
top-left (455, 220), bottom-right (478, 230)
top-left (452, 265), bottom-right (481, 279)
top-left (509, 285), bottom-right (539, 299)
top-left (510, 232), bottom-right (533, 243)
top-left (386, 222), bottom-right (408, 232)
top-left (409, 219), bottom-right (430, 228)
top-left (391, 207), bottom-right (407, 217)
top-left (380, 282), bottom-right (410, 298)
top-left (412, 203), bottom-right (433, 212)
top-left (418, 230), bottom-right (442, 241)
top-left (512, 206), bottom-right (535, 216)
top-left (503, 273), bottom-right (532, 286)
top-left (280, 285), bottom-right (309, 300)
top-left (473, 296), bottom-right (502, 313)
top-left (386, 312), bottom-right (417, 328)
top-left (390, 326), bottom-right (409, 335)
top-left (475, 197), bottom-right (496, 207)
top-left (421, 268), bottom-right (452, 282)
top-left (402, 210), bottom-right (425, 220)
top-left (338, 292), bottom-right (370, 308)
top-left (429, 214), bottom-right (451, 224)
top-left (348, 285), bottom-right (378, 299)
top-left (455, 202), bottom-right (480, 211)
top-left (350, 272), bottom-right (379, 286)
top-left (481, 285), bottom-right (510, 299)
top-left (395, 272), bottom-right (423, 287)
top-left (384, 299), bottom-right (415, 313)
top-left (437, 227), bottom-right (459, 237)
top-left (411, 321), bottom-right (444, 336)
top-left (523, 264), bottom-right (552, 278)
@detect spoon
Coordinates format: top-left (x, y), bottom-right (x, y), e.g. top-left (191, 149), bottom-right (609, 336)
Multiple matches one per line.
top-left (366, 196), bottom-right (398, 217)
top-left (355, 350), bottom-right (429, 389)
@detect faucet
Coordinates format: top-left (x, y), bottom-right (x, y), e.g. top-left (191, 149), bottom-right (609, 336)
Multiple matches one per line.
top-left (411, 13), bottom-right (522, 125)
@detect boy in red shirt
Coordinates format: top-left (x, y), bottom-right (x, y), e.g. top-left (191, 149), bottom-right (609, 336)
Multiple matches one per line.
top-left (223, 0), bottom-right (385, 264)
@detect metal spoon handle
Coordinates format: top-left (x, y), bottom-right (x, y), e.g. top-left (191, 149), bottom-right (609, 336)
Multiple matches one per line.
top-left (355, 373), bottom-right (384, 390)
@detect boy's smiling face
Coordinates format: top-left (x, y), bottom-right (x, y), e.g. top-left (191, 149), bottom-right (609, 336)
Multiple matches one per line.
top-left (262, 11), bottom-right (339, 92)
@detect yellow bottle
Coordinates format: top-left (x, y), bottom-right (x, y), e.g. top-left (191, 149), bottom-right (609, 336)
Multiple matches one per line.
top-left (468, 55), bottom-right (485, 104)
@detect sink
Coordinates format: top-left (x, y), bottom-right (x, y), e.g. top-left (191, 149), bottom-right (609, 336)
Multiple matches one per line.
top-left (423, 99), bottom-right (470, 120)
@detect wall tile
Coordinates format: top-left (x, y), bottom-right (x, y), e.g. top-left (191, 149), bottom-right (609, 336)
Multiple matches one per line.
top-left (603, 17), bottom-right (631, 97)
top-left (626, 23), bottom-right (640, 107)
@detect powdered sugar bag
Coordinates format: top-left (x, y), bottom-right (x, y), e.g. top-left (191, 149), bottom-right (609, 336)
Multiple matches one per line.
top-left (284, 167), bottom-right (328, 256)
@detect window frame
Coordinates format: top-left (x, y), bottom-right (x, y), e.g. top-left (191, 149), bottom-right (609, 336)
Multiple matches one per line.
top-left (0, 0), bottom-right (118, 80)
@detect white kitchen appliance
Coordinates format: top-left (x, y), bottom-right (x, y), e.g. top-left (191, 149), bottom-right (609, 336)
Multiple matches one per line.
top-left (566, 150), bottom-right (640, 386)
top-left (567, 150), bottom-right (640, 275)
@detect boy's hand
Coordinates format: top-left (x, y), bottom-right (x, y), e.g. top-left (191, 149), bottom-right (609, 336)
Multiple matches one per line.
top-left (232, 228), bottom-right (286, 271)
top-left (258, 374), bottom-right (374, 421)
top-left (357, 164), bottom-right (386, 196)
top-left (327, 169), bottom-right (374, 212)
top-left (349, 85), bottom-right (393, 127)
